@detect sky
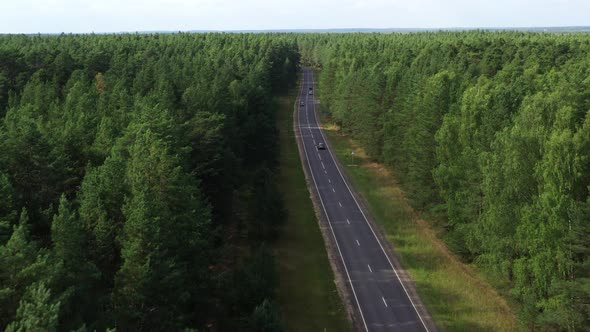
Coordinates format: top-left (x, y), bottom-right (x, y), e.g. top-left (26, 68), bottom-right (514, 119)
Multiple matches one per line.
top-left (0, 0), bottom-right (589, 33)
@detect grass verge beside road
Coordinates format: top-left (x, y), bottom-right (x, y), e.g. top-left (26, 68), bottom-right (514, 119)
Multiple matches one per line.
top-left (319, 117), bottom-right (521, 332)
top-left (273, 91), bottom-right (351, 332)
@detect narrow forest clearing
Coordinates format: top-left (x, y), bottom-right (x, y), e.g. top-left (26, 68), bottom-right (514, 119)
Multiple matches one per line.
top-left (319, 118), bottom-right (521, 332)
top-left (273, 90), bottom-right (351, 332)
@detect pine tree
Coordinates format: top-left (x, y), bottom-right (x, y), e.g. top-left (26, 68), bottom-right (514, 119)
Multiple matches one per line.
top-left (80, 144), bottom-right (128, 271)
top-left (0, 209), bottom-right (44, 330)
top-left (1, 106), bottom-right (61, 229)
top-left (114, 129), bottom-right (210, 331)
top-left (0, 172), bottom-right (17, 244)
top-left (50, 195), bottom-right (99, 330)
top-left (5, 282), bottom-right (59, 332)
top-left (249, 299), bottom-right (283, 332)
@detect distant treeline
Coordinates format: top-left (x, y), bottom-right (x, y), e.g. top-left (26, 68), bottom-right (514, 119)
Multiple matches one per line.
top-left (0, 33), bottom-right (298, 331)
top-left (299, 32), bottom-right (590, 330)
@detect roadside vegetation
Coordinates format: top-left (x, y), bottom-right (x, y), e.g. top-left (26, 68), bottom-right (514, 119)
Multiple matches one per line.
top-left (321, 119), bottom-right (520, 331)
top-left (274, 89), bottom-right (351, 332)
top-left (300, 32), bottom-right (590, 330)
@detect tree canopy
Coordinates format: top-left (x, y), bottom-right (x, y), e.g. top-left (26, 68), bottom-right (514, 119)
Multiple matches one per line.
top-left (0, 32), bottom-right (298, 331)
top-left (298, 31), bottom-right (590, 330)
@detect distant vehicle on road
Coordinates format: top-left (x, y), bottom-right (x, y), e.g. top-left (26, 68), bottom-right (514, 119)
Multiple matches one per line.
top-left (309, 90), bottom-right (313, 95)
top-left (300, 101), bottom-right (304, 107)
top-left (317, 142), bottom-right (326, 150)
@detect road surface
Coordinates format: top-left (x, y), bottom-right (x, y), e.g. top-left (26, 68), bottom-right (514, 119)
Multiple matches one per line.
top-left (296, 68), bottom-right (435, 332)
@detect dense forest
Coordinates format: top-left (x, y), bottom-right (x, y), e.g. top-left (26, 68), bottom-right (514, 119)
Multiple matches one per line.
top-left (0, 33), bottom-right (298, 331)
top-left (2, 30), bottom-right (589, 332)
top-left (299, 32), bottom-right (590, 330)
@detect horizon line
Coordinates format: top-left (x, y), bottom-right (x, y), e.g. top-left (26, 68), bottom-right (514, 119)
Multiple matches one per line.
top-left (2, 25), bottom-right (590, 35)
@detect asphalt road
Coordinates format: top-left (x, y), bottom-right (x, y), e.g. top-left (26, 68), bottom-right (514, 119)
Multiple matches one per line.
top-left (296, 68), bottom-right (431, 332)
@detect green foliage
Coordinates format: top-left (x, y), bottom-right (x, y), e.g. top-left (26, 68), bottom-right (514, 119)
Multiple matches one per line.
top-left (251, 167), bottom-right (287, 240)
top-left (49, 195), bottom-right (100, 331)
top-left (0, 209), bottom-right (45, 330)
top-left (0, 104), bottom-right (66, 236)
top-left (114, 129), bottom-right (211, 330)
top-left (0, 172), bottom-right (17, 243)
top-left (220, 245), bottom-right (279, 330)
top-left (0, 33), bottom-right (297, 331)
top-left (5, 282), bottom-right (59, 332)
top-left (250, 299), bottom-right (283, 332)
top-left (300, 31), bottom-right (590, 330)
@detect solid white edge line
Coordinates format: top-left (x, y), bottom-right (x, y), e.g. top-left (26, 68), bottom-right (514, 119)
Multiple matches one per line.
top-left (297, 69), bottom-right (369, 332)
top-left (309, 70), bottom-right (430, 332)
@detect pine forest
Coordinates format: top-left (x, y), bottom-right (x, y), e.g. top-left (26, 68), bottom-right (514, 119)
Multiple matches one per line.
top-left (0, 31), bottom-right (589, 331)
